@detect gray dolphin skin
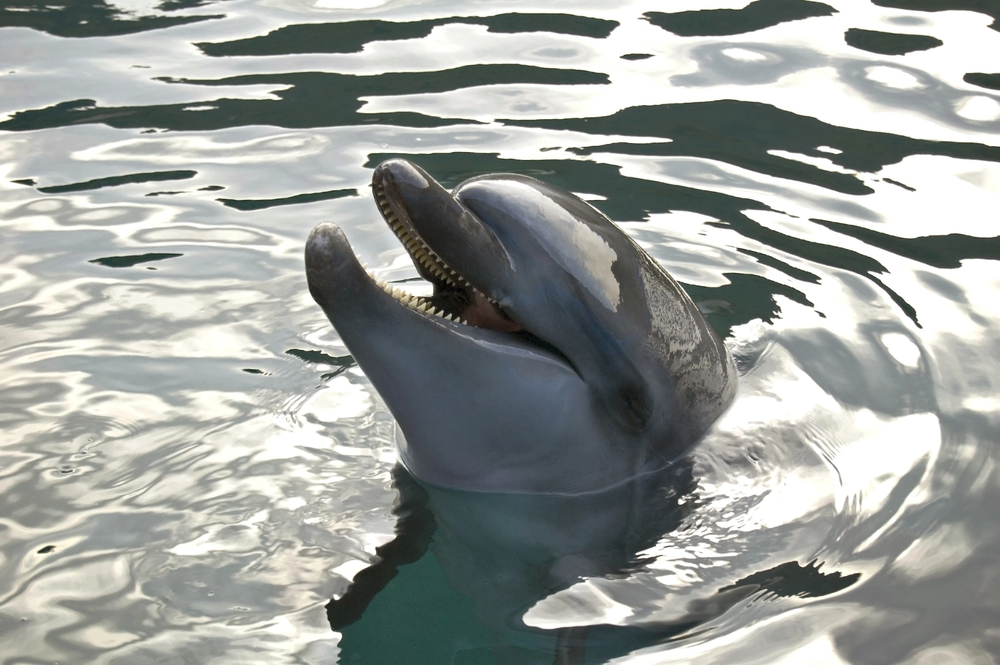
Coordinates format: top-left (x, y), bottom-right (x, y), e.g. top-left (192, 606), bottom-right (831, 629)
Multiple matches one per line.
top-left (305, 159), bottom-right (737, 494)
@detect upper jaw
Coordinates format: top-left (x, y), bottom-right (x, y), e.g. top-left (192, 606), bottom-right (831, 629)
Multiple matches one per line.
top-left (372, 163), bottom-right (466, 291)
top-left (371, 160), bottom-right (521, 333)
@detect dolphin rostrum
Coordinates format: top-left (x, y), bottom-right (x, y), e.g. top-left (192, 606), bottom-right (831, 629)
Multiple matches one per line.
top-left (305, 159), bottom-right (737, 494)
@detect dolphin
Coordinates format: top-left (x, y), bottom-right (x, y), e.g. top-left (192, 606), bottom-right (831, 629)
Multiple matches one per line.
top-left (305, 159), bottom-right (737, 494)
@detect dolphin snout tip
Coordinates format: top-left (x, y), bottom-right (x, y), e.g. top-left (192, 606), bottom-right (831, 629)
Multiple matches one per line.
top-left (305, 223), bottom-right (355, 282)
top-left (373, 158), bottom-right (430, 191)
top-left (306, 223), bottom-right (347, 260)
top-left (306, 223), bottom-right (361, 308)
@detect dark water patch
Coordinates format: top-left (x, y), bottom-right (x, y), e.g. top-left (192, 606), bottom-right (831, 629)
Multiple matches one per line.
top-left (0, 0), bottom-right (223, 38)
top-left (335, 552), bottom-right (494, 664)
top-left (644, 0), bottom-right (835, 37)
top-left (198, 14), bottom-right (617, 57)
top-left (621, 53), bottom-right (653, 61)
top-left (506, 101), bottom-right (1000, 194)
top-left (707, 214), bottom-right (924, 324)
top-left (12, 178), bottom-right (35, 186)
top-left (89, 253), bottom-right (183, 268)
top-left (706, 215), bottom-right (887, 277)
top-left (0, 65), bottom-right (607, 133)
top-left (965, 72), bottom-right (1000, 91)
top-left (844, 28), bottom-right (942, 55)
top-left (145, 191), bottom-right (184, 197)
top-left (199, 185), bottom-right (225, 191)
top-left (198, 18), bottom-right (441, 57)
top-left (36, 545), bottom-right (56, 554)
top-left (37, 170), bottom-right (197, 194)
top-left (218, 188), bottom-right (357, 211)
top-left (711, 216), bottom-right (885, 275)
top-left (882, 177), bottom-right (916, 191)
top-left (812, 219), bottom-right (1000, 269)
top-left (334, 464), bottom-right (701, 663)
top-left (477, 13), bottom-right (617, 38)
top-left (737, 248), bottom-right (822, 283)
top-left (160, 0), bottom-right (218, 9)
top-left (872, 0), bottom-right (1000, 32)
top-left (328, 467), bottom-right (436, 631)
top-left (286, 349), bottom-right (355, 368)
top-left (868, 273), bottom-right (919, 326)
top-left (721, 560), bottom-right (860, 599)
top-left (686, 273), bottom-right (814, 337)
top-left (242, 368), bottom-right (271, 375)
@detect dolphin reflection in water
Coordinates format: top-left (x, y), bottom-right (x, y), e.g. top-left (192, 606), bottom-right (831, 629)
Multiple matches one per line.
top-left (305, 161), bottom-right (855, 662)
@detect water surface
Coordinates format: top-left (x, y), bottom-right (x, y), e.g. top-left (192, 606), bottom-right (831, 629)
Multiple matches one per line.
top-left (2, 0), bottom-right (1000, 663)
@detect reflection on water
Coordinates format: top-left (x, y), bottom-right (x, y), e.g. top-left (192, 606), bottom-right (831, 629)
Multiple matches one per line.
top-left (1, 0), bottom-right (1000, 663)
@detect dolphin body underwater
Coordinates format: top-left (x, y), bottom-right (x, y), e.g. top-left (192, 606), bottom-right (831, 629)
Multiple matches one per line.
top-left (305, 159), bottom-right (738, 495)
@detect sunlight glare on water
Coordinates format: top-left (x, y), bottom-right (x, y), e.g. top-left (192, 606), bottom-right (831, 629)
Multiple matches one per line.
top-left (1, 0), bottom-right (1000, 663)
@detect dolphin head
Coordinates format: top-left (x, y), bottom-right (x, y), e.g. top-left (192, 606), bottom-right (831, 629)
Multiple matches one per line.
top-left (305, 159), bottom-right (736, 494)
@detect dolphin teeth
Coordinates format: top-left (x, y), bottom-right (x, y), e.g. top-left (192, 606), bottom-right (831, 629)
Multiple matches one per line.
top-left (445, 313), bottom-right (453, 321)
top-left (417, 302), bottom-right (428, 313)
top-left (374, 193), bottom-right (473, 293)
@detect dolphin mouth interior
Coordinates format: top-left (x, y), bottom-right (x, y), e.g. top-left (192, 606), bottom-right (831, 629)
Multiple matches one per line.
top-left (368, 175), bottom-right (525, 335)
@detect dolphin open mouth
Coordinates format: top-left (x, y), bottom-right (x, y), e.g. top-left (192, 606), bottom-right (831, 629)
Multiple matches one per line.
top-left (367, 165), bottom-right (524, 334)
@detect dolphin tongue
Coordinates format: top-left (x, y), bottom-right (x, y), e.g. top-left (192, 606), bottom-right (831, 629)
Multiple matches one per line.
top-left (460, 289), bottom-right (522, 332)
